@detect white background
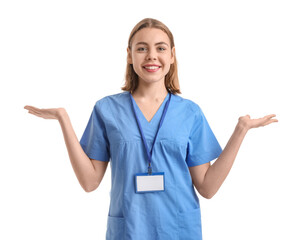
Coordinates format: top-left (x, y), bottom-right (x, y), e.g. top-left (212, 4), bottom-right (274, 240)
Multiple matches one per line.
top-left (1, 0), bottom-right (301, 239)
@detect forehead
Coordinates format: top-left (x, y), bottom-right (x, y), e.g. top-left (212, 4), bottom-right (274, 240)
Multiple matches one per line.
top-left (132, 28), bottom-right (170, 46)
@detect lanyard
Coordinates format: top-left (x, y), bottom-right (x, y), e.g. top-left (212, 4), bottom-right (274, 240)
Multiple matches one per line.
top-left (130, 92), bottom-right (172, 175)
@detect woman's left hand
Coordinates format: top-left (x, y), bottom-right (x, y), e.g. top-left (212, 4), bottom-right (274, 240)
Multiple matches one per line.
top-left (238, 114), bottom-right (278, 131)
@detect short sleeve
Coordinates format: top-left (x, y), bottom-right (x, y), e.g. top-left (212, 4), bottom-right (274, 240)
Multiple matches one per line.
top-left (79, 99), bottom-right (110, 162)
top-left (186, 104), bottom-right (222, 167)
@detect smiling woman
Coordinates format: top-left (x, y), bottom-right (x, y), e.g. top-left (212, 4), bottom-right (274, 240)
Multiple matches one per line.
top-left (126, 28), bottom-right (175, 88)
top-left (24, 17), bottom-right (278, 240)
top-left (122, 18), bottom-right (180, 95)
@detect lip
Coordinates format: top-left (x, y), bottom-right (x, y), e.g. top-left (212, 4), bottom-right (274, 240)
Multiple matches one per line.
top-left (143, 65), bottom-right (161, 73)
top-left (143, 64), bottom-right (161, 67)
top-left (143, 64), bottom-right (161, 73)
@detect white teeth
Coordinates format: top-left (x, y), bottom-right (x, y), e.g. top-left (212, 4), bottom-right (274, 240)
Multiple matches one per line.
top-left (144, 66), bottom-right (159, 69)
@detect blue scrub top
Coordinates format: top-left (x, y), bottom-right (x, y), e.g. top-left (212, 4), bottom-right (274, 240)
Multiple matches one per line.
top-left (80, 91), bottom-right (222, 240)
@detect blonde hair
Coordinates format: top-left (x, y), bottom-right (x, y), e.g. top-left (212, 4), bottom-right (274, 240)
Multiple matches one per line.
top-left (121, 18), bottom-right (181, 94)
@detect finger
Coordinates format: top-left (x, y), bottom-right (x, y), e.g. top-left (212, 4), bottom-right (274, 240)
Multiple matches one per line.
top-left (26, 108), bottom-right (40, 115)
top-left (27, 111), bottom-right (40, 118)
top-left (263, 118), bottom-right (278, 126)
top-left (25, 105), bottom-right (44, 116)
top-left (28, 109), bottom-right (42, 116)
top-left (27, 106), bottom-right (43, 115)
top-left (28, 110), bottom-right (38, 115)
top-left (24, 106), bottom-right (39, 111)
top-left (24, 105), bottom-right (37, 109)
top-left (264, 114), bottom-right (276, 119)
top-left (257, 114), bottom-right (276, 123)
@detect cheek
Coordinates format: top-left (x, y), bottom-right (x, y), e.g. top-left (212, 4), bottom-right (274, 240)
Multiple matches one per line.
top-left (132, 64), bottom-right (141, 75)
top-left (132, 55), bottom-right (143, 66)
top-left (163, 57), bottom-right (173, 71)
top-left (162, 53), bottom-right (173, 64)
top-left (131, 58), bottom-right (140, 71)
top-left (163, 64), bottom-right (171, 74)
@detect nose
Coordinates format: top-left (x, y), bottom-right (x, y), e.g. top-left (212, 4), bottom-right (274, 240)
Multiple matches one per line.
top-left (146, 48), bottom-right (157, 60)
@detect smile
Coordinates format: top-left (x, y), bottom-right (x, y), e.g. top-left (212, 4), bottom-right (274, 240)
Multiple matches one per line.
top-left (144, 66), bottom-right (160, 69)
top-left (143, 65), bottom-right (161, 72)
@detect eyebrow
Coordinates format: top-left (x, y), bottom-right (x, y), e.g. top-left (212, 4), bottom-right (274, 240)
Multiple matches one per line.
top-left (135, 41), bottom-right (169, 47)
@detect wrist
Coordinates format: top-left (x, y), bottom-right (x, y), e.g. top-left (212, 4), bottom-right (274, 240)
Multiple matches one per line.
top-left (57, 108), bottom-right (68, 122)
top-left (235, 121), bottom-right (249, 135)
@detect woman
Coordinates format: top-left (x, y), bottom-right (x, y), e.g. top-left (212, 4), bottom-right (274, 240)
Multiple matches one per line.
top-left (24, 18), bottom-right (277, 240)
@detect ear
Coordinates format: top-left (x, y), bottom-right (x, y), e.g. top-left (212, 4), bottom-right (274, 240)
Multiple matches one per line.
top-left (170, 47), bottom-right (175, 64)
top-left (127, 47), bottom-right (133, 64)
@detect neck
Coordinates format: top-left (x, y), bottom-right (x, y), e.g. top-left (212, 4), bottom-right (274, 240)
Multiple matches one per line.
top-left (132, 79), bottom-right (168, 102)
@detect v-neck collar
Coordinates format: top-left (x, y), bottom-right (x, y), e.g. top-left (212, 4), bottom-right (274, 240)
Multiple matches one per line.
top-left (129, 91), bottom-right (170, 124)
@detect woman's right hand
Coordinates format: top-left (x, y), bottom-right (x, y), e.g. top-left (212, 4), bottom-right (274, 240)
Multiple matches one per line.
top-left (24, 105), bottom-right (66, 120)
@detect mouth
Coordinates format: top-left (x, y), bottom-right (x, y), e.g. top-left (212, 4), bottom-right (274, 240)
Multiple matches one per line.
top-left (143, 65), bottom-right (161, 72)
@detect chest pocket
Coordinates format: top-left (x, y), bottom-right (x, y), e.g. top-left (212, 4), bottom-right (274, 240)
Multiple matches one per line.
top-left (157, 140), bottom-right (189, 172)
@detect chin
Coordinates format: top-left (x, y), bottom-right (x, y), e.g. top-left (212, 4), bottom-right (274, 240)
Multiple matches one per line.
top-left (139, 78), bottom-right (164, 85)
top-left (138, 74), bottom-right (166, 84)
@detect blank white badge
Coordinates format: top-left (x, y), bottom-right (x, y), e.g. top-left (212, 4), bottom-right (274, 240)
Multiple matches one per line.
top-left (135, 172), bottom-right (165, 193)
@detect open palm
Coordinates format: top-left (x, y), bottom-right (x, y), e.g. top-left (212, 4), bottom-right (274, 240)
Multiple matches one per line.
top-left (24, 105), bottom-right (64, 120)
top-left (239, 114), bottom-right (278, 130)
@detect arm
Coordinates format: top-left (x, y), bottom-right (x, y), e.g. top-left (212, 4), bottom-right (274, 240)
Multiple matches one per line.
top-left (24, 105), bottom-right (108, 192)
top-left (58, 110), bottom-right (108, 192)
top-left (189, 114), bottom-right (278, 199)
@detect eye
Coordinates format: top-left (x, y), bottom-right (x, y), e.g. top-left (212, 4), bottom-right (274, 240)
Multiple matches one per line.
top-left (158, 47), bottom-right (166, 51)
top-left (137, 47), bottom-right (147, 52)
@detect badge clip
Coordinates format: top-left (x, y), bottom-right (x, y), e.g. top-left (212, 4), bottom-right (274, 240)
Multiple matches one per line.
top-left (148, 163), bottom-right (152, 175)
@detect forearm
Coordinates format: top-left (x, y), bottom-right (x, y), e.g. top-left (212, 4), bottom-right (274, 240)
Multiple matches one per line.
top-left (199, 123), bottom-right (248, 198)
top-left (58, 110), bottom-right (97, 192)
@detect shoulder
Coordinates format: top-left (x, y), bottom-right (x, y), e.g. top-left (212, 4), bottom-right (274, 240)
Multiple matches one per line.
top-left (172, 94), bottom-right (202, 115)
top-left (95, 91), bottom-right (129, 108)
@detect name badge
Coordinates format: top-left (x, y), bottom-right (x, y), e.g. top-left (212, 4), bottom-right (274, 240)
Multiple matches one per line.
top-left (135, 172), bottom-right (165, 193)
